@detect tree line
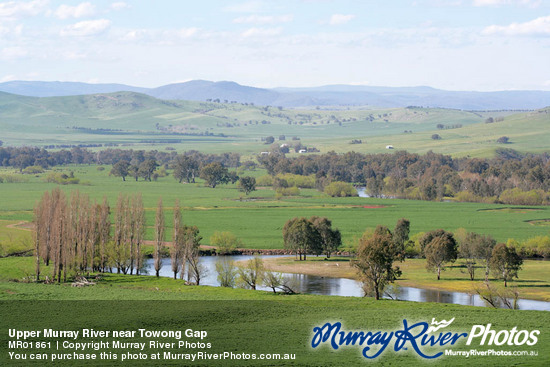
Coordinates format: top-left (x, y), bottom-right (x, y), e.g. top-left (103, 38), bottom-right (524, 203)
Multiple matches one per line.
top-left (279, 216), bottom-right (523, 300)
top-left (257, 149), bottom-right (550, 205)
top-left (33, 189), bottom-right (203, 284)
top-left (351, 219), bottom-right (523, 301)
top-left (4, 145), bottom-right (549, 205)
top-left (0, 146), bottom-right (241, 172)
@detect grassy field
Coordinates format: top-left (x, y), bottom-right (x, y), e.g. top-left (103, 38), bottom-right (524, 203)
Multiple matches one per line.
top-left (1, 165), bottom-right (549, 251)
top-left (1, 162), bottom-right (549, 365)
top-left (2, 91), bottom-right (548, 157)
top-left (0, 255), bottom-right (549, 366)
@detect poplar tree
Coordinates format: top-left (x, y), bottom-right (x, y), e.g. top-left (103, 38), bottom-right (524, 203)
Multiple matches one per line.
top-left (131, 194), bottom-right (145, 275)
top-left (154, 198), bottom-right (165, 277)
top-left (171, 199), bottom-right (185, 279)
top-left (97, 197), bottom-right (111, 272)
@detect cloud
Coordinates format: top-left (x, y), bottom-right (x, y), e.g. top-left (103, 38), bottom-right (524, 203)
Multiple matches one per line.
top-left (241, 27), bottom-right (282, 37)
top-left (233, 14), bottom-right (293, 25)
top-left (328, 14), bottom-right (355, 26)
top-left (55, 2), bottom-right (96, 20)
top-left (120, 29), bottom-right (147, 42)
top-left (60, 19), bottom-right (112, 36)
top-left (0, 46), bottom-right (28, 60)
top-left (0, 74), bottom-right (18, 82)
top-left (482, 15), bottom-right (550, 36)
top-left (62, 51), bottom-right (88, 60)
top-left (176, 27), bottom-right (200, 38)
top-left (0, 23), bottom-right (23, 38)
top-left (223, 1), bottom-right (264, 13)
top-left (473, 0), bottom-right (541, 7)
top-left (0, 0), bottom-right (48, 20)
top-left (110, 2), bottom-right (130, 11)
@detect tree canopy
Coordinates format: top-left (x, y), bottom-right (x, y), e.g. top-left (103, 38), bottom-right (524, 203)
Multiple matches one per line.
top-left (354, 225), bottom-right (405, 300)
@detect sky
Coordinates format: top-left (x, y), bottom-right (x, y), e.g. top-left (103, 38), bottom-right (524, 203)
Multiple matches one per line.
top-left (0, 0), bottom-right (549, 91)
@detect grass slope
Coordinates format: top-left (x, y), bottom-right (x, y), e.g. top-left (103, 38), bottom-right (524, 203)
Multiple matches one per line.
top-left (0, 258), bottom-right (548, 366)
top-left (3, 92), bottom-right (547, 157)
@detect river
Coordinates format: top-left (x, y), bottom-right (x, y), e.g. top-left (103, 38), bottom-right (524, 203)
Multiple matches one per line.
top-left (143, 256), bottom-right (550, 311)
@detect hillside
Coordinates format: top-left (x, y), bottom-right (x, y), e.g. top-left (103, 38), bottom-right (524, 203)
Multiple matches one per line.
top-left (0, 91), bottom-right (547, 157)
top-left (1, 80), bottom-right (550, 110)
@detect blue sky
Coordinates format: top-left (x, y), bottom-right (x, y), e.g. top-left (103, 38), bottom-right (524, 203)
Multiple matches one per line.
top-left (0, 0), bottom-right (549, 90)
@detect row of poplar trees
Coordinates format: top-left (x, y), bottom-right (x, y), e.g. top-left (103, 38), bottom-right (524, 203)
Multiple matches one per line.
top-left (34, 188), bottom-right (201, 283)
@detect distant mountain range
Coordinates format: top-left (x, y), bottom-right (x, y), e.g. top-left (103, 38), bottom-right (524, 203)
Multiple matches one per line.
top-left (1, 80), bottom-right (549, 110)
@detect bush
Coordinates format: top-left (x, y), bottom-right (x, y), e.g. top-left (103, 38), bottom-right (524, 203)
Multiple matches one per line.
top-left (276, 173), bottom-right (315, 188)
top-left (22, 165), bottom-right (44, 174)
top-left (454, 191), bottom-right (497, 204)
top-left (44, 172), bottom-right (80, 185)
top-left (324, 181), bottom-right (357, 197)
top-left (211, 231), bottom-right (242, 255)
top-left (520, 236), bottom-right (550, 258)
top-left (256, 175), bottom-right (273, 187)
top-left (276, 186), bottom-right (300, 197)
top-left (499, 188), bottom-right (547, 205)
top-left (0, 174), bottom-right (29, 183)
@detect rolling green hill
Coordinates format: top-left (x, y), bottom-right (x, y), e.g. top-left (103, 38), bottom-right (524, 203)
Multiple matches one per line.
top-left (0, 91), bottom-right (547, 157)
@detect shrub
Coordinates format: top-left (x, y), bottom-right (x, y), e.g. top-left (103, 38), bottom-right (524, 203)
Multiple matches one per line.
top-left (22, 165), bottom-right (44, 174)
top-left (520, 236), bottom-right (550, 258)
top-left (276, 173), bottom-right (315, 188)
top-left (324, 181), bottom-right (357, 197)
top-left (499, 188), bottom-right (546, 205)
top-left (0, 174), bottom-right (29, 183)
top-left (256, 175), bottom-right (273, 187)
top-left (44, 172), bottom-right (80, 185)
top-left (211, 231), bottom-right (242, 255)
top-left (454, 191), bottom-right (497, 204)
top-left (276, 186), bottom-right (300, 197)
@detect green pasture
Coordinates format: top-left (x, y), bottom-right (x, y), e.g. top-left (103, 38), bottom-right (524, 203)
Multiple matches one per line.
top-left (3, 91), bottom-right (547, 157)
top-left (0, 256), bottom-right (549, 366)
top-left (1, 165), bottom-right (549, 250)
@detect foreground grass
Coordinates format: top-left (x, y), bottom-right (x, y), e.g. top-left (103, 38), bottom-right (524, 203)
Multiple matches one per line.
top-left (0, 257), bottom-right (548, 366)
top-left (1, 273), bottom-right (549, 366)
top-left (262, 257), bottom-right (550, 302)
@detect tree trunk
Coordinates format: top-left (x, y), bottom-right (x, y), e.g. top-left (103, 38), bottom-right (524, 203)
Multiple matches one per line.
top-left (437, 266), bottom-right (441, 280)
top-left (35, 240), bottom-right (40, 282)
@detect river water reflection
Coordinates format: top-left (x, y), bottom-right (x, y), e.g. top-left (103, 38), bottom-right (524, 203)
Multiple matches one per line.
top-left (144, 255), bottom-right (549, 311)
